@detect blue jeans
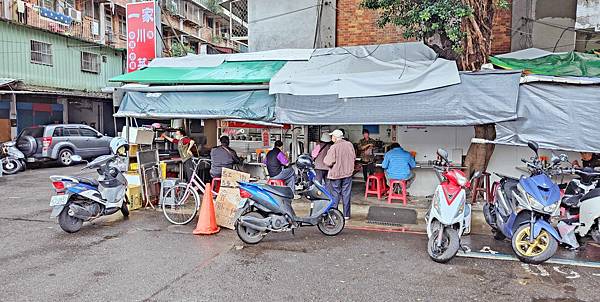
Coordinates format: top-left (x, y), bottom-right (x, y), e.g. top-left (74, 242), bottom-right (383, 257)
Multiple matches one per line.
top-left (270, 167), bottom-right (296, 191)
top-left (330, 176), bottom-right (353, 218)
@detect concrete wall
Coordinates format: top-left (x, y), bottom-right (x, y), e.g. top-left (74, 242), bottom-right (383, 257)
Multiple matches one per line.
top-left (248, 0), bottom-right (336, 51)
top-left (511, 0), bottom-right (578, 52)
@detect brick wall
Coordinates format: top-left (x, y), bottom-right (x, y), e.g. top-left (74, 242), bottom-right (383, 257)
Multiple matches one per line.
top-left (336, 0), bottom-right (512, 55)
top-left (490, 1), bottom-right (512, 54)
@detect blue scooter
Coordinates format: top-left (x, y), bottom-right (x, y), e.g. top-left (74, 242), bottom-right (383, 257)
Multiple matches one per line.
top-left (234, 154), bottom-right (344, 244)
top-left (484, 141), bottom-right (566, 264)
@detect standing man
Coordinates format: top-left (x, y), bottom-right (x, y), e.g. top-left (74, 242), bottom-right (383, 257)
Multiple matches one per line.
top-left (358, 129), bottom-right (376, 182)
top-left (324, 129), bottom-right (356, 220)
top-left (382, 143), bottom-right (416, 188)
top-left (264, 140), bottom-right (295, 190)
top-left (311, 133), bottom-right (333, 187)
top-left (161, 129), bottom-right (196, 181)
top-left (210, 136), bottom-right (242, 178)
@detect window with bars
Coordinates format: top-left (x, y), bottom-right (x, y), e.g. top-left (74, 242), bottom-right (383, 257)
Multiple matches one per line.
top-left (81, 51), bottom-right (100, 73)
top-left (118, 14), bottom-right (126, 37)
top-left (105, 11), bottom-right (113, 34)
top-left (30, 40), bottom-right (53, 66)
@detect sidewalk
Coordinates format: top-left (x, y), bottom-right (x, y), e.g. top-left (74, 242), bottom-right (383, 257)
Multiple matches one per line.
top-left (293, 184), bottom-right (491, 236)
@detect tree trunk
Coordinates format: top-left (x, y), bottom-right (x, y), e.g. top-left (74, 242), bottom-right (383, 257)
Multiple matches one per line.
top-left (464, 124), bottom-right (496, 177)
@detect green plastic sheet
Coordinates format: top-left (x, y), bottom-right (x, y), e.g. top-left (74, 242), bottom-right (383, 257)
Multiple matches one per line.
top-left (489, 52), bottom-right (600, 78)
top-left (109, 61), bottom-right (286, 84)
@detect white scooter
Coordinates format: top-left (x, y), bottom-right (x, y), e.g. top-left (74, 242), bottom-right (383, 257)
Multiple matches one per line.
top-left (49, 138), bottom-right (129, 233)
top-left (559, 167), bottom-right (600, 248)
top-left (426, 149), bottom-right (480, 263)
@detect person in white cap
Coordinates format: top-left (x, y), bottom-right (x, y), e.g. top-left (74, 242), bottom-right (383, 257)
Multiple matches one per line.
top-left (323, 129), bottom-right (356, 219)
top-left (311, 132), bottom-right (334, 189)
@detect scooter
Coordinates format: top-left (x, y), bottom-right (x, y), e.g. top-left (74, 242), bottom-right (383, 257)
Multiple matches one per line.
top-left (426, 148), bottom-right (479, 263)
top-left (234, 154), bottom-right (344, 244)
top-left (558, 167), bottom-right (600, 248)
top-left (1, 141), bottom-right (26, 175)
top-left (49, 138), bottom-right (129, 233)
top-left (483, 141), bottom-right (565, 264)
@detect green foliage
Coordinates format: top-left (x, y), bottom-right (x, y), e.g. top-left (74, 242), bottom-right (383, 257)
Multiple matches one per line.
top-left (202, 0), bottom-right (223, 14)
top-left (361, 0), bottom-right (473, 53)
top-left (170, 43), bottom-right (193, 57)
top-left (496, 0), bottom-right (510, 9)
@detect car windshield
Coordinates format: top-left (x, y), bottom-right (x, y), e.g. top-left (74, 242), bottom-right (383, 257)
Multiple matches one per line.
top-left (19, 127), bottom-right (44, 138)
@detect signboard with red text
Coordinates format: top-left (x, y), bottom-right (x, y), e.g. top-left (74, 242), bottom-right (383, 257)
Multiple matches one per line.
top-left (126, 1), bottom-right (156, 72)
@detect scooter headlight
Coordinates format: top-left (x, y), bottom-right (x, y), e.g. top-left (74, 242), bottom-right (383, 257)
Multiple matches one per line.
top-left (527, 193), bottom-right (544, 211)
top-left (543, 203), bottom-right (558, 214)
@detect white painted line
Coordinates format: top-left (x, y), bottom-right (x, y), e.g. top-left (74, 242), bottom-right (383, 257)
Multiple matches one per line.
top-left (457, 251), bottom-right (600, 269)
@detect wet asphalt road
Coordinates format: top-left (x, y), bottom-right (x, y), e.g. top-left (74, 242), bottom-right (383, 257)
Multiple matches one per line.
top-left (1, 165), bottom-right (600, 301)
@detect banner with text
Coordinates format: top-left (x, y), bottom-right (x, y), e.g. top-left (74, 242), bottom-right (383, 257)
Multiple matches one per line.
top-left (126, 1), bottom-right (157, 72)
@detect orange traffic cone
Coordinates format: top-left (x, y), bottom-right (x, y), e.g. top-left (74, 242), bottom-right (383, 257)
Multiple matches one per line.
top-left (193, 184), bottom-right (220, 235)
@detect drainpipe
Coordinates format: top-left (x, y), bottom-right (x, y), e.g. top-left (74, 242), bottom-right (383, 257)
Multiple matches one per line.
top-left (99, 3), bottom-right (106, 44)
top-left (9, 93), bottom-right (17, 139)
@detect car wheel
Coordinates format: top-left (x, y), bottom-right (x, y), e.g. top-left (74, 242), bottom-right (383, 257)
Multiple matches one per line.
top-left (58, 149), bottom-right (74, 166)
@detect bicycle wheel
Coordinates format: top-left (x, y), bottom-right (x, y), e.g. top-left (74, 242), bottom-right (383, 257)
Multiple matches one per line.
top-left (162, 183), bottom-right (201, 225)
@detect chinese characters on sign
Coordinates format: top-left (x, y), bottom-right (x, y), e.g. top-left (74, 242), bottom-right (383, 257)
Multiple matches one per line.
top-left (126, 1), bottom-right (156, 72)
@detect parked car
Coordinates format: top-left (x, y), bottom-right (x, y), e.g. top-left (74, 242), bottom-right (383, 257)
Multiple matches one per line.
top-left (15, 124), bottom-right (113, 166)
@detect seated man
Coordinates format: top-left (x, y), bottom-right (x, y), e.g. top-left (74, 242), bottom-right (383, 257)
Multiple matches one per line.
top-left (381, 143), bottom-right (416, 188)
top-left (573, 152), bottom-right (600, 169)
top-left (210, 136), bottom-right (242, 178)
top-left (264, 140), bottom-right (295, 190)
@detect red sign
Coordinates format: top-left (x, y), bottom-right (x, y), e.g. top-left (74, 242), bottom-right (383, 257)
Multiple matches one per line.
top-left (126, 1), bottom-right (156, 72)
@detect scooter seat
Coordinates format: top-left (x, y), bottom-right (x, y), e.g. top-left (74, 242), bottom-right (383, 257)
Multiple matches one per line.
top-left (262, 184), bottom-right (294, 199)
top-left (562, 194), bottom-right (582, 208)
top-left (75, 177), bottom-right (99, 187)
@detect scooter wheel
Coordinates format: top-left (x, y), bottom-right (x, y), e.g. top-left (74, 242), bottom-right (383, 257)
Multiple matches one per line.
top-left (58, 204), bottom-right (83, 233)
top-left (427, 227), bottom-right (460, 263)
top-left (317, 208), bottom-right (345, 236)
top-left (236, 211), bottom-right (266, 245)
top-left (512, 224), bottom-right (557, 264)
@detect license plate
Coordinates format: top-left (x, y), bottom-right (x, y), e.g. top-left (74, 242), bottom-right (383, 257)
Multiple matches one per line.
top-left (26, 158), bottom-right (35, 163)
top-left (49, 195), bottom-right (69, 207)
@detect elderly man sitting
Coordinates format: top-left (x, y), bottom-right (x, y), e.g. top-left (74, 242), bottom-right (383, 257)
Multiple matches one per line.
top-left (382, 143), bottom-right (416, 188)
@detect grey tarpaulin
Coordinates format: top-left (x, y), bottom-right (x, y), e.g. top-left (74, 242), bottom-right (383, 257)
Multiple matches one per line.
top-left (495, 83), bottom-right (600, 152)
top-left (274, 70), bottom-right (522, 126)
top-left (114, 90), bottom-right (276, 121)
top-left (269, 42), bottom-right (461, 98)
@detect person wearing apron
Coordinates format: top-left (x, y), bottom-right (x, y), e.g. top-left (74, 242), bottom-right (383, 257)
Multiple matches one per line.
top-left (162, 129), bottom-right (196, 181)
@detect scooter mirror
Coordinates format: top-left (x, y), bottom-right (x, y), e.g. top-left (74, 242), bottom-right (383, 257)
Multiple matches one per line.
top-left (559, 154), bottom-right (568, 162)
top-left (527, 141), bottom-right (539, 154)
top-left (436, 148), bottom-right (449, 162)
top-left (551, 154), bottom-right (561, 165)
top-left (70, 155), bottom-right (83, 162)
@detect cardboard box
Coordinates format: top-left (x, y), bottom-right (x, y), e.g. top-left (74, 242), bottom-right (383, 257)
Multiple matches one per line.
top-left (121, 126), bottom-right (155, 145)
top-left (214, 168), bottom-right (250, 229)
top-left (126, 185), bottom-right (143, 210)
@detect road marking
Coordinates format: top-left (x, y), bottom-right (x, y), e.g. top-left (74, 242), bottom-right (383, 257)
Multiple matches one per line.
top-left (522, 264), bottom-right (549, 277)
top-left (346, 225), bottom-right (427, 235)
top-left (553, 266), bottom-right (581, 279)
top-left (457, 250), bottom-right (600, 269)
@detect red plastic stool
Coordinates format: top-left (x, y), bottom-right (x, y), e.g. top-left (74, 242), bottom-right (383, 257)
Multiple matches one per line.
top-left (387, 179), bottom-right (407, 205)
top-left (267, 179), bottom-right (286, 186)
top-left (365, 173), bottom-right (387, 199)
top-left (211, 177), bottom-right (221, 193)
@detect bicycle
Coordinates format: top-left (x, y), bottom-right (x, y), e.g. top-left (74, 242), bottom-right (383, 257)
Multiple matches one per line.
top-left (162, 158), bottom-right (215, 225)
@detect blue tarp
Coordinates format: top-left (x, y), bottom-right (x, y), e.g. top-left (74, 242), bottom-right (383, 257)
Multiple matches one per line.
top-left (114, 90), bottom-right (276, 121)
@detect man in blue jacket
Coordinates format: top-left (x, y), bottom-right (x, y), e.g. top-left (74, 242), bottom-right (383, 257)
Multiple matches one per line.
top-left (382, 143), bottom-right (416, 188)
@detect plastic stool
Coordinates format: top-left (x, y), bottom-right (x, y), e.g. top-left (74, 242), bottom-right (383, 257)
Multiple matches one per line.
top-left (387, 179), bottom-right (407, 205)
top-left (267, 179), bottom-right (286, 186)
top-left (471, 172), bottom-right (491, 203)
top-left (365, 173), bottom-right (387, 199)
top-left (211, 177), bottom-right (221, 193)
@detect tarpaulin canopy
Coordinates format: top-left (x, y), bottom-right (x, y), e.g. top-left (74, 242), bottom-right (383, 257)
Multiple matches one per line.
top-left (109, 61), bottom-right (286, 84)
top-left (147, 49), bottom-right (314, 68)
top-left (495, 83), bottom-right (600, 152)
top-left (490, 51), bottom-right (600, 78)
top-left (274, 70), bottom-right (521, 126)
top-left (269, 42), bottom-right (461, 98)
top-left (114, 90), bottom-right (275, 121)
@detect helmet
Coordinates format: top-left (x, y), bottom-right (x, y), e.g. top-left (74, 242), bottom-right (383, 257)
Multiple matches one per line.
top-left (110, 137), bottom-right (129, 156)
top-left (296, 154), bottom-right (314, 170)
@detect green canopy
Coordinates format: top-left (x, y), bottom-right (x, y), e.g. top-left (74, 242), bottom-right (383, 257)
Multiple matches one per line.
top-left (489, 52), bottom-right (600, 78)
top-left (109, 61), bottom-right (286, 84)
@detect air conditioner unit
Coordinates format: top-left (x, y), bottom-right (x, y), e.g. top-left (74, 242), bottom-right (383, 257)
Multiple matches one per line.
top-left (68, 8), bottom-right (82, 23)
top-left (91, 21), bottom-right (99, 36)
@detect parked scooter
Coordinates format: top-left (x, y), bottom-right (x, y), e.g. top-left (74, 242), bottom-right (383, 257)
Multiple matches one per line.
top-left (1, 141), bottom-right (26, 175)
top-left (483, 141), bottom-right (565, 264)
top-left (49, 137), bottom-right (129, 233)
top-left (235, 154), bottom-right (344, 244)
top-left (426, 149), bottom-right (480, 263)
top-left (558, 167), bottom-right (600, 248)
